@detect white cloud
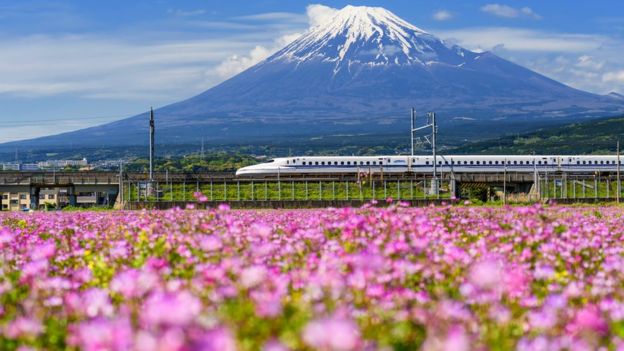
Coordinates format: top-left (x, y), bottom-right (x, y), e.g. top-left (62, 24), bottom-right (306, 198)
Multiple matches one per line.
top-left (214, 33), bottom-right (302, 79)
top-left (433, 10), bottom-right (453, 21)
top-left (576, 55), bottom-right (605, 70)
top-left (0, 34), bottom-right (258, 99)
top-left (436, 27), bottom-right (624, 95)
top-left (234, 12), bottom-right (307, 23)
top-left (213, 5), bottom-right (340, 79)
top-left (306, 4), bottom-right (339, 27)
top-left (438, 27), bottom-right (603, 52)
top-left (603, 70), bottom-right (624, 83)
top-left (167, 9), bottom-right (206, 17)
top-left (520, 7), bottom-right (541, 20)
top-left (481, 4), bottom-right (541, 19)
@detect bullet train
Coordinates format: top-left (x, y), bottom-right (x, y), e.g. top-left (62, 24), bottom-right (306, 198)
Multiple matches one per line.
top-left (236, 155), bottom-right (623, 176)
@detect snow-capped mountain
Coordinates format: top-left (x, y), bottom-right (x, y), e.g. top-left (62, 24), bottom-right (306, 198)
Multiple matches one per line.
top-left (3, 5), bottom-right (624, 149)
top-left (275, 5), bottom-right (468, 67)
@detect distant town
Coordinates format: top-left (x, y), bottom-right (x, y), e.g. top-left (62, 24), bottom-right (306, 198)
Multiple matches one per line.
top-left (0, 158), bottom-right (129, 172)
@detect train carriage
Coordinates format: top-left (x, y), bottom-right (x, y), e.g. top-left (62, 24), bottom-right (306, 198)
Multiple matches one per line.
top-left (236, 155), bottom-right (621, 176)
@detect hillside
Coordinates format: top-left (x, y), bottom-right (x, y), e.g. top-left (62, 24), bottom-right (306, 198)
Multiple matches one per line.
top-left (454, 116), bottom-right (624, 154)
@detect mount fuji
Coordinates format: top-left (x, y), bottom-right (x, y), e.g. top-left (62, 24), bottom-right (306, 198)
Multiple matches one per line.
top-left (4, 5), bottom-right (624, 149)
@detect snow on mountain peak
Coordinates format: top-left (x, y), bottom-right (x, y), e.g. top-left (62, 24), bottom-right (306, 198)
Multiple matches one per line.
top-left (268, 5), bottom-right (468, 69)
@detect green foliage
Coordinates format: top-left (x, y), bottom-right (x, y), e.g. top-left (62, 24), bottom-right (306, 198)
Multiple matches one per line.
top-left (455, 115), bottom-right (624, 155)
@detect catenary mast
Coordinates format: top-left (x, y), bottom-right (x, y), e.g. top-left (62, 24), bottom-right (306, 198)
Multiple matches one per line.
top-left (149, 107), bottom-right (155, 182)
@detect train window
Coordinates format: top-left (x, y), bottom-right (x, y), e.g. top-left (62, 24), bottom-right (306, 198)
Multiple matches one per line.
top-left (372, 161), bottom-right (376, 165)
top-left (470, 161), bottom-right (474, 165)
top-left (425, 161), bottom-right (430, 165)
top-left (347, 162), bottom-right (351, 165)
top-left (576, 161), bottom-right (580, 165)
top-left (476, 161), bottom-right (480, 165)
top-left (320, 162), bottom-right (324, 165)
top-left (366, 161), bottom-right (370, 165)
top-left (341, 161), bottom-right (344, 165)
top-left (315, 162), bottom-right (319, 165)
top-left (303, 162), bottom-right (306, 165)
top-left (360, 161), bottom-right (364, 165)
top-left (445, 161), bottom-right (449, 165)
top-left (601, 160), bottom-right (604, 164)
top-left (293, 159), bottom-right (296, 163)
top-left (513, 161), bottom-right (517, 165)
top-left (286, 161), bottom-right (289, 164)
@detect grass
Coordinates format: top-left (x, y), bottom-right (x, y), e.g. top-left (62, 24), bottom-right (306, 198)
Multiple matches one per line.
top-left (125, 179), bottom-right (454, 202)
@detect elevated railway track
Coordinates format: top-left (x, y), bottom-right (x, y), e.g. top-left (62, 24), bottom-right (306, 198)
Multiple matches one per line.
top-left (0, 170), bottom-right (620, 210)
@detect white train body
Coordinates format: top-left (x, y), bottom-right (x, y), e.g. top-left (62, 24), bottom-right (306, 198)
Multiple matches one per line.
top-left (236, 155), bottom-right (622, 176)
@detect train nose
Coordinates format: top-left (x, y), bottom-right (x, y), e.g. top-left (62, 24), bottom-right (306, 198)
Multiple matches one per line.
top-left (235, 167), bottom-right (248, 176)
top-left (236, 164), bottom-right (258, 176)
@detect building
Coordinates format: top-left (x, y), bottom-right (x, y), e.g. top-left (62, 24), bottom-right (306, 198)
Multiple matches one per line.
top-left (1, 192), bottom-right (30, 211)
top-left (20, 164), bottom-right (40, 171)
top-left (38, 158), bottom-right (88, 169)
top-left (1, 163), bottom-right (20, 171)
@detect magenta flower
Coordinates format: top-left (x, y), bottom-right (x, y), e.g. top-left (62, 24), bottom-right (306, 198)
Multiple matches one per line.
top-left (567, 305), bottom-right (609, 336)
top-left (4, 317), bottom-right (43, 339)
top-left (141, 291), bottom-right (201, 327)
top-left (69, 317), bottom-right (132, 351)
top-left (303, 316), bottom-right (360, 351)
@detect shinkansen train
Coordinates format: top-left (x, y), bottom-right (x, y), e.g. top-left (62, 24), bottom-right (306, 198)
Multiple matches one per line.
top-left (235, 155), bottom-right (622, 176)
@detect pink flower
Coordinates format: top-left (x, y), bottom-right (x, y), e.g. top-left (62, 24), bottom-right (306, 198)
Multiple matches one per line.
top-left (468, 258), bottom-right (502, 291)
top-left (110, 268), bottom-right (158, 299)
top-left (303, 316), bottom-right (360, 351)
top-left (442, 326), bottom-right (470, 351)
top-left (263, 340), bottom-right (289, 351)
top-left (4, 317), bottom-right (43, 339)
top-left (70, 317), bottom-right (132, 351)
top-left (141, 291), bottom-right (201, 327)
top-left (567, 305), bottom-right (608, 336)
top-left (83, 288), bottom-right (114, 318)
top-left (30, 242), bottom-right (56, 261)
top-left (200, 236), bottom-right (222, 252)
top-left (240, 266), bottom-right (267, 289)
top-left (192, 327), bottom-right (237, 351)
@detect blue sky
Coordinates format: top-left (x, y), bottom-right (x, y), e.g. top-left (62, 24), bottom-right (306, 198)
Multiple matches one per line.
top-left (1, 0), bottom-right (624, 142)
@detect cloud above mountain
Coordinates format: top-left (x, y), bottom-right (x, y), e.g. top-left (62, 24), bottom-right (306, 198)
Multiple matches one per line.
top-left (481, 4), bottom-right (541, 20)
top-left (213, 4), bottom-right (340, 79)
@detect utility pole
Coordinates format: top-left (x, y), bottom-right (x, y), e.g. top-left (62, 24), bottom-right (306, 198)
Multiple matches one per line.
top-left (119, 160), bottom-right (124, 208)
top-left (149, 107), bottom-right (155, 182)
top-left (618, 140), bottom-right (621, 204)
top-left (503, 158), bottom-right (507, 205)
top-left (412, 110), bottom-right (438, 196)
top-left (430, 112), bottom-right (438, 197)
top-left (410, 108), bottom-right (415, 156)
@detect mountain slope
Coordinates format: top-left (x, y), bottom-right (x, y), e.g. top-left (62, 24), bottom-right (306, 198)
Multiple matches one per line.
top-left (454, 115), bottom-right (624, 155)
top-left (3, 5), bottom-right (624, 150)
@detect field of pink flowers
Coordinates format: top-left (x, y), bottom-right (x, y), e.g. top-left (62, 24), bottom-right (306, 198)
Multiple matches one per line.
top-left (1, 204), bottom-right (623, 350)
